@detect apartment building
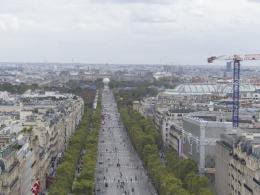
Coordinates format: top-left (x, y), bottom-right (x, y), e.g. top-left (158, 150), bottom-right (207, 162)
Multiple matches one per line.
top-left (0, 144), bottom-right (20, 195)
top-left (0, 91), bottom-right (84, 195)
top-left (216, 133), bottom-right (260, 195)
top-left (161, 108), bottom-right (194, 155)
top-left (182, 111), bottom-right (233, 174)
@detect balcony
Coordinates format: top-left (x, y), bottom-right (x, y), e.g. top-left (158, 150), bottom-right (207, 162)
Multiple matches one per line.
top-left (7, 160), bottom-right (19, 174)
top-left (9, 177), bottom-right (18, 189)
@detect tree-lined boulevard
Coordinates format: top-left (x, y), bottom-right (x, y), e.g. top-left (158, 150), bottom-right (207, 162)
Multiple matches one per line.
top-left (95, 87), bottom-right (157, 195)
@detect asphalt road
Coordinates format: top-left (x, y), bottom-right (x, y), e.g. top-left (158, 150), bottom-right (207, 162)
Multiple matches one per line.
top-left (94, 88), bottom-right (157, 195)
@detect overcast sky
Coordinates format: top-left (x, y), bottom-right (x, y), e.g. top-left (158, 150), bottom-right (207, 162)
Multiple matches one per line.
top-left (0, 0), bottom-right (260, 65)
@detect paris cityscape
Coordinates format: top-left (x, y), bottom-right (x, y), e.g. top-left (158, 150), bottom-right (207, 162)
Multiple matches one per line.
top-left (1, 0), bottom-right (260, 195)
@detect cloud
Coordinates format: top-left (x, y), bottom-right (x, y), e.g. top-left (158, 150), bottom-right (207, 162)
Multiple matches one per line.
top-left (189, 9), bottom-right (205, 17)
top-left (0, 0), bottom-right (260, 64)
top-left (0, 14), bottom-right (20, 32)
top-left (130, 8), bottom-right (176, 23)
top-left (248, 0), bottom-right (260, 2)
top-left (93, 0), bottom-right (173, 4)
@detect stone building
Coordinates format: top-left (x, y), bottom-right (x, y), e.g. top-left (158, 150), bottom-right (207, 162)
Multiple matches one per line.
top-left (216, 133), bottom-right (260, 195)
top-left (181, 111), bottom-right (232, 174)
top-left (0, 144), bottom-right (20, 195)
top-left (0, 91), bottom-right (84, 195)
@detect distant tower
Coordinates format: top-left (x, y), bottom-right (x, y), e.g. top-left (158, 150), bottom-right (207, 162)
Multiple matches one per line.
top-left (163, 65), bottom-right (169, 72)
top-left (226, 62), bottom-right (232, 72)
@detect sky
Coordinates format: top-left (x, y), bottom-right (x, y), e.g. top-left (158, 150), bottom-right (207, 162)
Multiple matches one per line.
top-left (0, 0), bottom-right (260, 65)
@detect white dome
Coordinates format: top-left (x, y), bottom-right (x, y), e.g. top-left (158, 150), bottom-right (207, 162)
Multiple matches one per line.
top-left (103, 78), bottom-right (110, 84)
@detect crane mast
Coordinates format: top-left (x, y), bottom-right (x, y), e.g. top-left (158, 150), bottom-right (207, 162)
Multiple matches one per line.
top-left (207, 54), bottom-right (260, 128)
top-left (233, 60), bottom-right (240, 128)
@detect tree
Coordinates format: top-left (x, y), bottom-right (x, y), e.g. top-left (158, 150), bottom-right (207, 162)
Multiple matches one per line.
top-left (176, 159), bottom-right (198, 181)
top-left (198, 188), bottom-right (214, 195)
top-left (117, 101), bottom-right (213, 195)
top-left (185, 173), bottom-right (212, 195)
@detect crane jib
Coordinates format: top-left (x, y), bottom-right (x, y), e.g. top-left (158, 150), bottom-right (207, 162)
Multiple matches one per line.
top-left (207, 53), bottom-right (260, 128)
top-left (244, 54), bottom-right (260, 61)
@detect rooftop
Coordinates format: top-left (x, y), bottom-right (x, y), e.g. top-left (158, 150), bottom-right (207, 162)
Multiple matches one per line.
top-left (162, 83), bottom-right (256, 95)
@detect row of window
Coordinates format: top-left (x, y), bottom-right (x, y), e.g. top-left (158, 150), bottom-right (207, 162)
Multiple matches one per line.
top-left (229, 163), bottom-right (244, 176)
top-left (229, 183), bottom-right (242, 195)
top-left (183, 136), bottom-right (200, 155)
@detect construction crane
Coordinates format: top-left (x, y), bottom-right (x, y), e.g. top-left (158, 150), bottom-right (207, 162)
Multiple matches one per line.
top-left (207, 54), bottom-right (260, 128)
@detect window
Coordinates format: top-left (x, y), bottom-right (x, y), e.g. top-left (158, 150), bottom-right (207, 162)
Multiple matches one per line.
top-left (189, 143), bottom-right (193, 155)
top-left (188, 136), bottom-right (191, 144)
top-left (183, 136), bottom-right (186, 144)
top-left (196, 144), bottom-right (200, 153)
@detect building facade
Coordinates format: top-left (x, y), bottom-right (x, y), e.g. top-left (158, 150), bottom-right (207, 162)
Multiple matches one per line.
top-left (0, 91), bottom-right (84, 195)
top-left (181, 111), bottom-right (232, 173)
top-left (216, 133), bottom-right (260, 195)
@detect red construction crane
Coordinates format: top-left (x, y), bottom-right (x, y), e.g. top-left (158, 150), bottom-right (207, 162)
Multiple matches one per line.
top-left (207, 54), bottom-right (260, 128)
